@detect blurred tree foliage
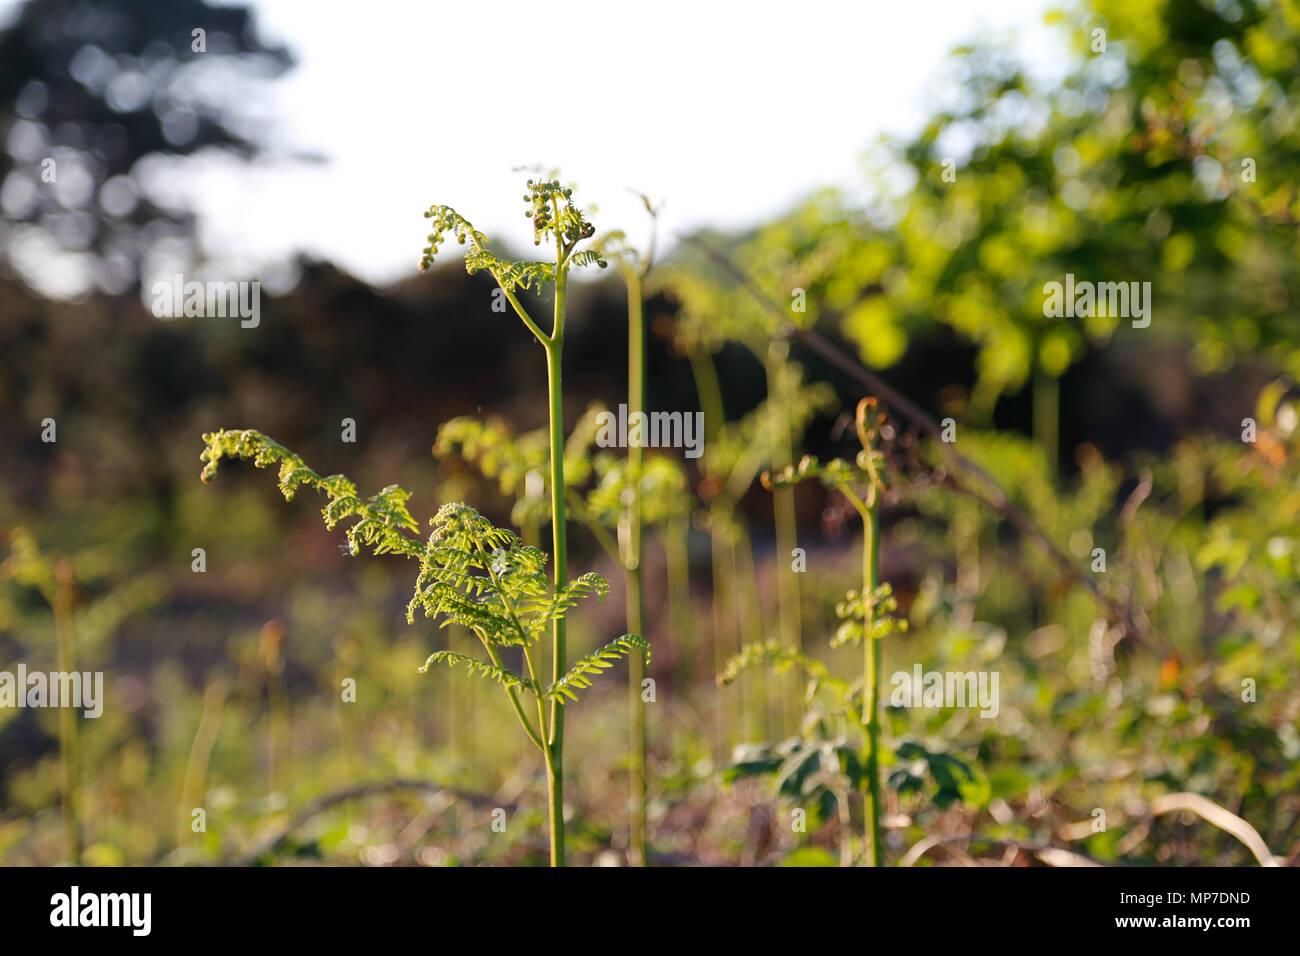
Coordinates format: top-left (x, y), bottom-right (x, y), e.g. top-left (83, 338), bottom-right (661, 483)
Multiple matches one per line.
top-left (0, 0), bottom-right (293, 294)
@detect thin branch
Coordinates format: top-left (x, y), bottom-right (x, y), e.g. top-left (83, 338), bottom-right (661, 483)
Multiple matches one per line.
top-left (497, 280), bottom-right (552, 345)
top-left (1150, 792), bottom-right (1283, 867)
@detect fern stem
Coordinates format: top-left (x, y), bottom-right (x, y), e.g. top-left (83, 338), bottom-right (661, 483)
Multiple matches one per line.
top-left (544, 265), bottom-right (569, 868)
top-left (765, 343), bottom-right (802, 737)
top-left (499, 283), bottom-right (550, 346)
top-left (480, 636), bottom-right (546, 753)
top-left (521, 642), bottom-right (550, 748)
top-left (664, 516), bottom-right (693, 691)
top-left (861, 488), bottom-right (883, 867)
top-left (178, 679), bottom-right (227, 849)
top-left (624, 266), bottom-right (648, 867)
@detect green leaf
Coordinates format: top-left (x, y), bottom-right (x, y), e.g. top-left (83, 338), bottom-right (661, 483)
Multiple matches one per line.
top-left (418, 651), bottom-right (534, 692)
top-left (544, 634), bottom-right (650, 701)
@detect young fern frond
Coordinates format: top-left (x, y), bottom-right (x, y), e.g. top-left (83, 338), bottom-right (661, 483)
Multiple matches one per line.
top-left (433, 407), bottom-right (601, 507)
top-left (405, 503), bottom-right (610, 651)
top-left (417, 175), bottom-right (611, 866)
top-left (831, 583), bottom-right (908, 648)
top-left (705, 369), bottom-right (836, 498)
top-left (583, 455), bottom-right (691, 529)
top-left (735, 397), bottom-right (896, 865)
top-left (200, 433), bottom-right (615, 654)
top-left (720, 640), bottom-right (838, 688)
top-left (419, 650), bottom-right (535, 692)
top-left (421, 179), bottom-right (605, 288)
top-left (201, 428), bottom-right (423, 558)
top-left (463, 252), bottom-right (555, 293)
top-left (545, 634), bottom-right (651, 702)
top-left (567, 249), bottom-right (606, 270)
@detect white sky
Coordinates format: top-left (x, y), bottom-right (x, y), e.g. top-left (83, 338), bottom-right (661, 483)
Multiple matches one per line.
top-left (5, 0), bottom-right (1069, 291)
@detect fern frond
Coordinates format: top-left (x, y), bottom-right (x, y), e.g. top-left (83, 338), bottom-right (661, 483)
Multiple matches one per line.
top-left (719, 641), bottom-right (832, 685)
top-left (433, 410), bottom-right (601, 512)
top-left (200, 429), bottom-right (424, 559)
top-left (567, 249), bottom-right (607, 271)
top-left (422, 177), bottom-right (602, 279)
top-left (407, 503), bottom-right (610, 651)
top-left (544, 634), bottom-right (650, 701)
top-left (706, 369), bottom-right (836, 491)
top-left (435, 416), bottom-right (548, 498)
top-left (464, 252), bottom-right (555, 293)
top-left (419, 650), bottom-right (534, 692)
top-left (419, 205), bottom-right (488, 271)
top-left (584, 455), bottom-right (691, 527)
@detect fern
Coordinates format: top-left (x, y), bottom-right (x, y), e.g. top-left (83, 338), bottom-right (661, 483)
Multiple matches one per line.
top-left (207, 177), bottom-right (635, 870)
top-left (419, 650), bottom-right (535, 692)
top-left (545, 634), bottom-right (651, 701)
top-left (201, 428), bottom-right (423, 559)
top-left (201, 175), bottom-right (636, 868)
top-left (725, 397), bottom-right (899, 866)
top-left (719, 640), bottom-right (834, 686)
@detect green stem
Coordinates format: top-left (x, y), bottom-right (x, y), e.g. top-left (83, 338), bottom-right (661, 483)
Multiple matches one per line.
top-left (708, 515), bottom-right (732, 748)
top-left (765, 344), bottom-right (801, 651)
top-left (732, 518), bottom-right (767, 739)
top-left (664, 517), bottom-right (693, 690)
top-left (624, 268), bottom-right (648, 866)
top-left (688, 347), bottom-right (725, 445)
top-left (765, 345), bottom-right (801, 737)
top-left (522, 642), bottom-right (551, 750)
top-left (544, 264), bottom-right (569, 868)
top-left (861, 490), bottom-right (883, 867)
top-left (179, 680), bottom-right (227, 848)
top-left (480, 636), bottom-right (545, 753)
top-left (1033, 369), bottom-right (1061, 630)
top-left (1033, 369), bottom-right (1059, 482)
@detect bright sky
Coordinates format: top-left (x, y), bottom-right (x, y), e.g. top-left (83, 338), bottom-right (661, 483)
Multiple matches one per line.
top-left (6, 0), bottom-right (1069, 291)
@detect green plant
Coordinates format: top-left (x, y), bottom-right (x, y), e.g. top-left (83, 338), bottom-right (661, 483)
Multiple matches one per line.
top-left (420, 175), bottom-right (608, 865)
top-left (594, 213), bottom-right (658, 865)
top-left (436, 400), bottom-right (691, 865)
top-left (199, 429), bottom-right (647, 865)
top-left (724, 398), bottom-right (907, 865)
top-left (1, 529), bottom-right (161, 865)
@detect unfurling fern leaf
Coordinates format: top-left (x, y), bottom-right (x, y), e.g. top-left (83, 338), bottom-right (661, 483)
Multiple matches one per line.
top-left (201, 428), bottom-right (423, 558)
top-left (720, 640), bottom-right (839, 688)
top-left (545, 634), bottom-right (650, 701)
top-left (419, 651), bottom-right (535, 692)
top-left (567, 249), bottom-right (607, 270)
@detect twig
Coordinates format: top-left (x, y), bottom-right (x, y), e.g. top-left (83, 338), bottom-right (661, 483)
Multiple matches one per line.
top-left (1149, 792), bottom-right (1282, 867)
